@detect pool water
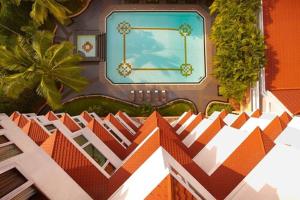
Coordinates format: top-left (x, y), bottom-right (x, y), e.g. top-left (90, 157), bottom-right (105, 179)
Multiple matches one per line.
top-left (106, 11), bottom-right (206, 84)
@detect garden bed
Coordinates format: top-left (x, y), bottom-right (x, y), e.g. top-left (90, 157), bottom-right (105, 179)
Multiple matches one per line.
top-left (206, 101), bottom-right (234, 116)
top-left (61, 96), bottom-right (196, 117)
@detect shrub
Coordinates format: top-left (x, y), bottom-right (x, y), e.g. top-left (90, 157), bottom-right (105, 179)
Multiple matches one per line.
top-left (210, 0), bottom-right (265, 102)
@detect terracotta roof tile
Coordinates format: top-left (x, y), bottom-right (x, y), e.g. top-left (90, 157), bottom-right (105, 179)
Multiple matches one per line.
top-left (60, 114), bottom-right (81, 132)
top-left (279, 111), bottom-right (292, 126)
top-left (22, 120), bottom-right (49, 145)
top-left (173, 111), bottom-right (193, 130)
top-left (231, 112), bottom-right (249, 129)
top-left (271, 89), bottom-right (300, 115)
top-left (189, 117), bottom-right (225, 157)
top-left (88, 119), bottom-right (127, 160)
top-left (209, 127), bottom-right (267, 199)
top-left (105, 113), bottom-right (135, 142)
top-left (263, 0), bottom-right (300, 114)
top-left (178, 113), bottom-right (203, 141)
top-left (116, 111), bottom-right (139, 132)
top-left (10, 111), bottom-right (20, 121)
top-left (45, 111), bottom-right (59, 121)
top-left (81, 111), bottom-right (93, 123)
top-left (146, 175), bottom-right (196, 200)
top-left (40, 130), bottom-right (107, 199)
top-left (251, 109), bottom-right (262, 118)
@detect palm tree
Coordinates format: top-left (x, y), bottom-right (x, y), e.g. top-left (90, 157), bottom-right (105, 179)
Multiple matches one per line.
top-left (2, 0), bottom-right (70, 25)
top-left (0, 31), bottom-right (88, 110)
top-left (30, 0), bottom-right (71, 25)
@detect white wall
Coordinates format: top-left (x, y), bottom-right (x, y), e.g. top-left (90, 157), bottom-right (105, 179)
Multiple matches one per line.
top-left (108, 148), bottom-right (169, 200)
top-left (0, 114), bottom-right (92, 200)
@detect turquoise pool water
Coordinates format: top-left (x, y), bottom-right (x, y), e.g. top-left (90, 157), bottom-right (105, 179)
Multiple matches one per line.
top-left (106, 11), bottom-right (206, 84)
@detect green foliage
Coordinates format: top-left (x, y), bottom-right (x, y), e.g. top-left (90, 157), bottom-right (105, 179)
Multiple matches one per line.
top-left (210, 0), bottom-right (265, 102)
top-left (61, 97), bottom-right (196, 117)
top-left (207, 102), bottom-right (233, 116)
top-left (30, 0), bottom-right (71, 25)
top-left (0, 31), bottom-right (88, 110)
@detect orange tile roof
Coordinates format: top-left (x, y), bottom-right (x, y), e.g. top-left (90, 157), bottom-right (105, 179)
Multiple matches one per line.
top-left (40, 130), bottom-right (108, 199)
top-left (105, 113), bottom-right (136, 142)
top-left (209, 127), bottom-right (267, 199)
top-left (231, 112), bottom-right (249, 129)
top-left (88, 119), bottom-right (128, 160)
top-left (146, 175), bottom-right (196, 200)
top-left (22, 120), bottom-right (49, 145)
top-left (60, 114), bottom-right (81, 132)
top-left (173, 111), bottom-right (193, 130)
top-left (189, 117), bottom-right (225, 157)
top-left (116, 111), bottom-right (139, 132)
top-left (45, 111), bottom-right (59, 121)
top-left (18, 110), bottom-right (283, 199)
top-left (14, 114), bottom-right (30, 128)
top-left (271, 89), bottom-right (300, 114)
top-left (263, 0), bottom-right (300, 114)
top-left (81, 111), bottom-right (93, 123)
top-left (178, 113), bottom-right (203, 140)
top-left (251, 109), bottom-right (262, 118)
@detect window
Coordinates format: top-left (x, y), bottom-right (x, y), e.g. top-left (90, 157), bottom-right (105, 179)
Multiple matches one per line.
top-left (0, 168), bottom-right (27, 198)
top-left (83, 144), bottom-right (107, 167)
top-left (0, 135), bottom-right (9, 144)
top-left (104, 162), bottom-right (116, 176)
top-left (74, 118), bottom-right (85, 128)
top-left (74, 135), bottom-right (88, 146)
top-left (103, 123), bottom-right (123, 144)
top-left (73, 135), bottom-right (116, 176)
top-left (13, 185), bottom-right (49, 200)
top-left (0, 168), bottom-right (48, 199)
top-left (44, 124), bottom-right (57, 133)
top-left (0, 144), bottom-right (22, 162)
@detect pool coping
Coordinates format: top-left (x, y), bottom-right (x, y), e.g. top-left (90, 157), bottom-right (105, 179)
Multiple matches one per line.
top-left (99, 4), bottom-right (212, 86)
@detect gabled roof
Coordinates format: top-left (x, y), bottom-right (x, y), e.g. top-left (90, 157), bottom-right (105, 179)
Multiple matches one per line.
top-left (22, 119), bottom-right (49, 145)
top-left (81, 111), bottom-right (93, 123)
top-left (88, 119), bottom-right (127, 160)
top-left (105, 113), bottom-right (136, 142)
top-left (45, 111), bottom-right (59, 121)
top-left (146, 175), bottom-right (196, 200)
top-left (12, 109), bottom-right (297, 200)
top-left (263, 0), bottom-right (300, 114)
top-left (116, 111), bottom-right (140, 132)
top-left (60, 113), bottom-right (81, 132)
top-left (40, 130), bottom-right (108, 199)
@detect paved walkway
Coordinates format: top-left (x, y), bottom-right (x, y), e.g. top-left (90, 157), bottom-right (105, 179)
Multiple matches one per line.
top-left (57, 0), bottom-right (226, 112)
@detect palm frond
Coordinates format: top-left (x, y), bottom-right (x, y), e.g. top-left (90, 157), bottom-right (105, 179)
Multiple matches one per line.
top-left (36, 76), bottom-right (62, 109)
top-left (2, 73), bottom-right (32, 98)
top-left (45, 41), bottom-right (74, 66)
top-left (0, 46), bottom-right (28, 72)
top-left (30, 1), bottom-right (48, 25)
top-left (53, 68), bottom-right (88, 92)
top-left (32, 31), bottom-right (53, 59)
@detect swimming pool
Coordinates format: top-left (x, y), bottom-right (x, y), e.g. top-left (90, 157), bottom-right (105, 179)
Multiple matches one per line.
top-left (106, 11), bottom-right (206, 84)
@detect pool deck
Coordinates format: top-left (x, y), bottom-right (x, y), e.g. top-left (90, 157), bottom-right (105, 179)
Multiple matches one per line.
top-left (56, 0), bottom-right (226, 112)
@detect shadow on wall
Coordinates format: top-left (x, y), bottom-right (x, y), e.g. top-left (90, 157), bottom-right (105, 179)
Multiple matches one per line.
top-left (263, 0), bottom-right (280, 90)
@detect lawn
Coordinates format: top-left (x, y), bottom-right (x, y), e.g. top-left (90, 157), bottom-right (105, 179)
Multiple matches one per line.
top-left (206, 102), bottom-right (234, 116)
top-left (61, 96), bottom-right (196, 117)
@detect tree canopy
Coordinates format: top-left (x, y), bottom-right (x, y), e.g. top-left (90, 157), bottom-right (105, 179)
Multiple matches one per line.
top-left (0, 31), bottom-right (88, 109)
top-left (210, 0), bottom-right (265, 101)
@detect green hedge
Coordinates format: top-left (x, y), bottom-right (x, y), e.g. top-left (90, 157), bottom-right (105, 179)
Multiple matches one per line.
top-left (206, 102), bottom-right (233, 116)
top-left (210, 0), bottom-right (265, 101)
top-left (61, 96), bottom-right (196, 117)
